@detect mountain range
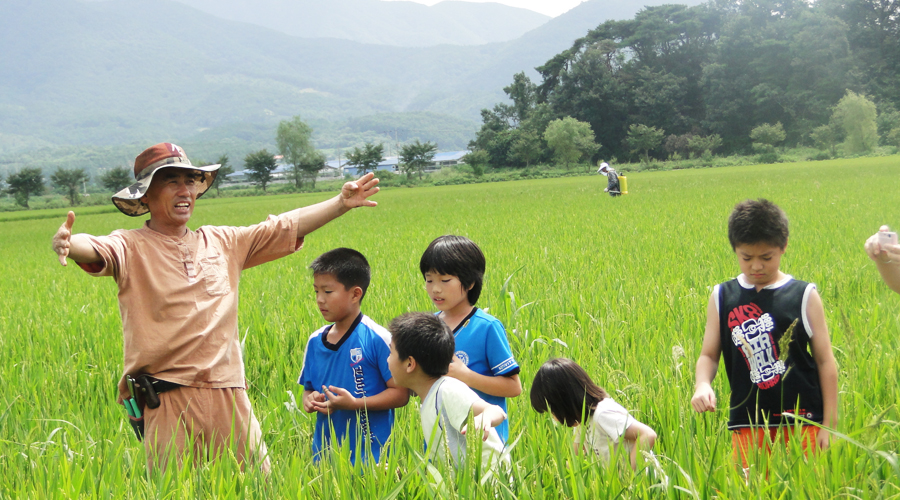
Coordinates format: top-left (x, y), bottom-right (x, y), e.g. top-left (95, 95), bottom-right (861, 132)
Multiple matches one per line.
top-left (168, 0), bottom-right (551, 47)
top-left (0, 0), bottom-right (703, 174)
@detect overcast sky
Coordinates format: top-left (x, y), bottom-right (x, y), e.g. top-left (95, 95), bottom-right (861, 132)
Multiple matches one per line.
top-left (383, 0), bottom-right (587, 18)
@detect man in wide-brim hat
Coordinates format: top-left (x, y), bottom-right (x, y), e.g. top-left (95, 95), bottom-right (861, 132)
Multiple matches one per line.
top-left (108, 142), bottom-right (221, 217)
top-left (52, 142), bottom-right (379, 472)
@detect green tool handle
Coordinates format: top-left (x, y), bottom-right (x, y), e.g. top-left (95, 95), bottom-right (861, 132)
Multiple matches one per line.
top-left (124, 398), bottom-right (142, 419)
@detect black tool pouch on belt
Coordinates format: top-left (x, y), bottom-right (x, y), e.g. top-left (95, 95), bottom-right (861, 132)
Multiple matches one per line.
top-left (135, 375), bottom-right (161, 409)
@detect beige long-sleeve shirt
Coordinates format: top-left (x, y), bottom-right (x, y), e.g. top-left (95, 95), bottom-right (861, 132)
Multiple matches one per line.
top-left (79, 213), bottom-right (303, 401)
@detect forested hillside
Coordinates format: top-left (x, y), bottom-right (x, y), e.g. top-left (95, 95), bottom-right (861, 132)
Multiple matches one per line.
top-left (471, 0), bottom-right (900, 164)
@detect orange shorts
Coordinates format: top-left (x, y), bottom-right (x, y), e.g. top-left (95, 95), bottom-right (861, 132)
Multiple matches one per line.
top-left (143, 386), bottom-right (270, 473)
top-left (731, 425), bottom-right (819, 469)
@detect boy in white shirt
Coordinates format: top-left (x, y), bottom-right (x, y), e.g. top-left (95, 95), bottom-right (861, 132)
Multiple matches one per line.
top-left (386, 312), bottom-right (508, 469)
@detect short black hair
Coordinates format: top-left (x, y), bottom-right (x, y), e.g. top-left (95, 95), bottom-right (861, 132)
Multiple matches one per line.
top-left (727, 199), bottom-right (789, 250)
top-left (530, 358), bottom-right (609, 427)
top-left (309, 248), bottom-right (371, 300)
top-left (388, 312), bottom-right (454, 378)
top-left (419, 235), bottom-right (485, 305)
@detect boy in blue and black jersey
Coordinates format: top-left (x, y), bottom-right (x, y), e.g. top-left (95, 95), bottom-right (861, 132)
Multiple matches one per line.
top-left (690, 199), bottom-right (838, 469)
top-left (419, 235), bottom-right (522, 443)
top-left (298, 248), bottom-right (409, 464)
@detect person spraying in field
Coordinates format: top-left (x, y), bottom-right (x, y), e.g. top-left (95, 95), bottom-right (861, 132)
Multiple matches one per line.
top-left (597, 162), bottom-right (621, 197)
top-left (51, 142), bottom-right (380, 472)
top-left (690, 199), bottom-right (838, 471)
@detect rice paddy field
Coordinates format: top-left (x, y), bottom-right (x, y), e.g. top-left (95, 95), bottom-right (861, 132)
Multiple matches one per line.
top-left (1, 156), bottom-right (899, 499)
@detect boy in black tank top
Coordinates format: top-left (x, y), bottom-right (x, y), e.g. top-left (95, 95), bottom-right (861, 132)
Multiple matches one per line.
top-left (690, 199), bottom-right (838, 470)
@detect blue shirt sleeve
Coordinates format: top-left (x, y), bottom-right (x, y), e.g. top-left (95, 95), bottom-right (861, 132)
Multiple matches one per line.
top-left (298, 335), bottom-right (318, 391)
top-left (361, 327), bottom-right (394, 386)
top-left (374, 334), bottom-right (394, 383)
top-left (484, 319), bottom-right (518, 376)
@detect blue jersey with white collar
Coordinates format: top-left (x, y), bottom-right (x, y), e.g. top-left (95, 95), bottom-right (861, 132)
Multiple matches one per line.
top-left (449, 307), bottom-right (519, 442)
top-left (298, 313), bottom-right (395, 463)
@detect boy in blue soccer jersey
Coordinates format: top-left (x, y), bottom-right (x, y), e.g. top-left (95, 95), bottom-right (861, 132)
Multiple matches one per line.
top-left (298, 248), bottom-right (409, 464)
top-left (419, 235), bottom-right (522, 443)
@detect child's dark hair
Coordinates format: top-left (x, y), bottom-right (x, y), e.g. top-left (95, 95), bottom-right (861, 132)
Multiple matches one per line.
top-left (309, 248), bottom-right (371, 300)
top-left (388, 312), bottom-right (454, 378)
top-left (530, 358), bottom-right (609, 427)
top-left (727, 199), bottom-right (789, 250)
top-left (419, 235), bottom-right (485, 305)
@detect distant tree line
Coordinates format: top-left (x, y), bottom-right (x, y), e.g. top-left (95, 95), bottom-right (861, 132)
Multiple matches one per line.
top-left (1, 154), bottom-right (236, 209)
top-left (240, 115), bottom-right (439, 192)
top-left (469, 0), bottom-right (900, 166)
top-left (2, 167), bottom-right (91, 208)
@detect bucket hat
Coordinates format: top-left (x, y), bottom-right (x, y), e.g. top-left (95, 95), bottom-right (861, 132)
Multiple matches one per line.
top-left (597, 162), bottom-right (610, 173)
top-left (112, 142), bottom-right (220, 216)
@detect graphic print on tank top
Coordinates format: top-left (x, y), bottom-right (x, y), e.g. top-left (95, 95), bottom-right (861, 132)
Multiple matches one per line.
top-left (726, 302), bottom-right (785, 389)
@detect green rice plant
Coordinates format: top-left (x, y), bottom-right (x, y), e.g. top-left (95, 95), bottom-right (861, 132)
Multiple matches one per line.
top-left (1, 156), bottom-right (899, 497)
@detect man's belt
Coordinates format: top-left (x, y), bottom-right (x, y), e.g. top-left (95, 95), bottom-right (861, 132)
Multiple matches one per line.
top-left (147, 378), bottom-right (183, 395)
top-left (129, 374), bottom-right (183, 410)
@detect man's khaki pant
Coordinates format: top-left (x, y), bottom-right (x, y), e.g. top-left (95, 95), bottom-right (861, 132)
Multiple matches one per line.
top-left (143, 386), bottom-right (270, 473)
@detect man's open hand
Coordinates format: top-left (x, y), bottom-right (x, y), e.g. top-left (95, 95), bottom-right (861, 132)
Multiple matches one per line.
top-left (52, 211), bottom-right (76, 266)
top-left (340, 173), bottom-right (380, 209)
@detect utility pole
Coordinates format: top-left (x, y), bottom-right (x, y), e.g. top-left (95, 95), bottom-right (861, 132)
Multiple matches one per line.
top-left (337, 149), bottom-right (342, 177)
top-left (381, 129), bottom-right (402, 158)
top-left (394, 129), bottom-right (400, 158)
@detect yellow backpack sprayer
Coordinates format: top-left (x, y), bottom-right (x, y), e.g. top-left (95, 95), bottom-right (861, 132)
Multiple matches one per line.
top-left (618, 174), bottom-right (628, 194)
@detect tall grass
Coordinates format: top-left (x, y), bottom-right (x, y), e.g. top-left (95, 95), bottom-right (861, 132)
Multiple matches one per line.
top-left (1, 156), bottom-right (898, 497)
